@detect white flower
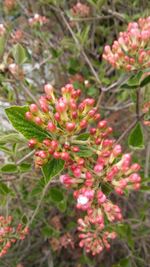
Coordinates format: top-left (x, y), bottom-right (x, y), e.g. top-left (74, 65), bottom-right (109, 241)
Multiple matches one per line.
top-left (77, 195), bottom-right (89, 205)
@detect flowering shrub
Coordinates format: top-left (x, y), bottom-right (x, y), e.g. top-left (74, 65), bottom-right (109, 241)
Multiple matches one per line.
top-left (103, 17), bottom-right (150, 71)
top-left (1, 0), bottom-right (150, 266)
top-left (0, 216), bottom-right (29, 257)
top-left (5, 83), bottom-right (141, 256)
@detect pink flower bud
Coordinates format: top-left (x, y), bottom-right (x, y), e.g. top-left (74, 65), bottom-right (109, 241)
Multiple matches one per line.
top-left (51, 140), bottom-right (58, 150)
top-left (47, 122), bottom-right (56, 132)
top-left (56, 99), bottom-right (67, 113)
top-left (72, 111), bottom-right (78, 119)
top-left (66, 122), bottom-right (76, 132)
top-left (130, 163), bottom-right (141, 171)
top-left (29, 104), bottom-right (38, 113)
top-left (54, 112), bottom-right (61, 121)
top-left (134, 183), bottom-right (140, 190)
top-left (77, 158), bottom-right (85, 165)
top-left (44, 84), bottom-right (54, 96)
top-left (90, 128), bottom-right (96, 135)
top-left (80, 120), bottom-right (87, 129)
top-left (34, 117), bottom-right (43, 125)
top-left (94, 164), bottom-right (103, 173)
top-left (28, 139), bottom-right (37, 148)
top-left (113, 145), bottom-right (122, 156)
top-left (72, 146), bottom-right (79, 152)
top-left (53, 151), bottom-right (60, 159)
top-left (129, 173), bottom-right (141, 183)
top-left (94, 113), bottom-right (101, 121)
top-left (98, 120), bottom-right (107, 128)
top-left (43, 139), bottom-right (51, 146)
top-left (86, 171), bottom-right (92, 179)
top-left (73, 167), bottom-right (81, 178)
top-left (61, 152), bottom-right (70, 161)
top-left (38, 150), bottom-right (47, 159)
top-left (25, 112), bottom-right (32, 120)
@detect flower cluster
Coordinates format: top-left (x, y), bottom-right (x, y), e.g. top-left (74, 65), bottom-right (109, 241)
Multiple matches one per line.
top-left (0, 216), bottom-right (29, 257)
top-left (71, 2), bottom-right (90, 17)
top-left (103, 17), bottom-right (150, 71)
top-left (28, 14), bottom-right (48, 26)
top-left (78, 216), bottom-right (117, 255)
top-left (26, 84), bottom-right (141, 255)
top-left (11, 29), bottom-right (24, 43)
top-left (26, 83), bottom-right (99, 167)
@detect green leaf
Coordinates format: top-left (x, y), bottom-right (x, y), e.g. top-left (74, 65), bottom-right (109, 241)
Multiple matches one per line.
top-left (42, 225), bottom-right (54, 237)
top-left (128, 122), bottom-right (144, 149)
top-left (19, 163), bottom-right (31, 172)
top-left (121, 71), bottom-right (143, 89)
top-left (57, 199), bottom-right (67, 212)
top-left (0, 182), bottom-right (13, 195)
top-left (119, 258), bottom-right (132, 267)
top-left (42, 158), bottom-right (64, 183)
top-left (140, 75), bottom-right (150, 87)
top-left (76, 133), bottom-right (90, 141)
top-left (1, 164), bottom-right (17, 173)
top-left (5, 106), bottom-right (49, 141)
top-left (0, 36), bottom-right (6, 57)
top-left (0, 133), bottom-right (26, 144)
top-left (79, 26), bottom-right (90, 45)
top-left (12, 43), bottom-right (29, 65)
top-left (127, 71), bottom-right (142, 86)
top-left (77, 146), bottom-right (94, 157)
top-left (49, 187), bottom-right (64, 202)
top-left (21, 214), bottom-right (28, 224)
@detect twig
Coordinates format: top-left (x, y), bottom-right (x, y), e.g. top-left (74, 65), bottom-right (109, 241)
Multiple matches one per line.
top-left (136, 88), bottom-right (141, 119)
top-left (59, 11), bottom-right (103, 88)
top-left (70, 15), bottom-right (112, 22)
top-left (27, 177), bottom-right (54, 227)
top-left (17, 150), bottom-right (35, 165)
top-left (21, 84), bottom-right (39, 105)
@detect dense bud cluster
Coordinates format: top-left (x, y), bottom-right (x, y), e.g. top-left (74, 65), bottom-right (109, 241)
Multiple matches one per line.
top-left (103, 17), bottom-right (150, 71)
top-left (71, 2), bottom-right (90, 17)
top-left (11, 29), bottom-right (24, 43)
top-left (28, 14), bottom-right (48, 26)
top-left (78, 216), bottom-right (117, 255)
top-left (26, 84), bottom-right (141, 255)
top-left (26, 83), bottom-right (100, 167)
top-left (0, 216), bottom-right (29, 257)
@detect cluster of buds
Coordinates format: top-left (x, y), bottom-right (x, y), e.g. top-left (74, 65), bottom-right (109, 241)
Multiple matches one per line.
top-left (142, 101), bottom-right (150, 126)
top-left (71, 2), bottom-right (90, 17)
top-left (78, 216), bottom-right (117, 255)
top-left (103, 16), bottom-right (150, 71)
top-left (0, 216), bottom-right (29, 257)
top-left (11, 29), bottom-right (24, 43)
top-left (26, 83), bottom-right (100, 167)
top-left (28, 14), bottom-right (48, 26)
top-left (26, 83), bottom-right (141, 255)
top-left (0, 24), bottom-right (6, 36)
